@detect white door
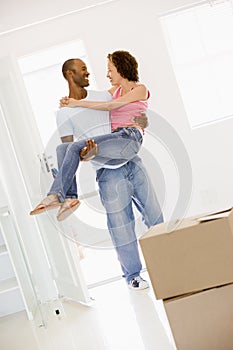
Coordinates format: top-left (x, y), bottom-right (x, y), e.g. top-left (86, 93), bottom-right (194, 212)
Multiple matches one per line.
top-left (0, 206), bottom-right (39, 320)
top-left (0, 55), bottom-right (90, 306)
top-left (17, 43), bottom-right (125, 287)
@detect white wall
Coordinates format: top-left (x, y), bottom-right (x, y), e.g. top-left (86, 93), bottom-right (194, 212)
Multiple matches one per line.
top-left (0, 0), bottom-right (232, 218)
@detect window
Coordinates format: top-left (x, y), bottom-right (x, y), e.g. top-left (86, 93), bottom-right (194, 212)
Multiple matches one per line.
top-left (160, 1), bottom-right (233, 128)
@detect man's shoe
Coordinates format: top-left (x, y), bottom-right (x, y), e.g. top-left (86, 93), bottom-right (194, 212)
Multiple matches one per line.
top-left (128, 276), bottom-right (149, 290)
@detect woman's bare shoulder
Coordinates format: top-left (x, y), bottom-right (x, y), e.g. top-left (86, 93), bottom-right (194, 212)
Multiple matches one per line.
top-left (108, 85), bottom-right (119, 95)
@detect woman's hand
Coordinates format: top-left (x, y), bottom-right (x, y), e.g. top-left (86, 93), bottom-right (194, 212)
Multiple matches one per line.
top-left (59, 96), bottom-right (69, 107)
top-left (59, 97), bottom-right (80, 108)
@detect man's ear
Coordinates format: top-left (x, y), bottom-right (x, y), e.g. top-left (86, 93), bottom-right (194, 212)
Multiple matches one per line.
top-left (66, 70), bottom-right (73, 78)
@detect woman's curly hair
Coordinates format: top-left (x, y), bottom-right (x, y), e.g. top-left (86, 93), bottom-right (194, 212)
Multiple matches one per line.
top-left (107, 50), bottom-right (139, 82)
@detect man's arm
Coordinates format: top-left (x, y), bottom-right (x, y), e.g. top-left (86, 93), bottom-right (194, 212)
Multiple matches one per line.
top-left (59, 114), bottom-right (148, 136)
top-left (133, 112), bottom-right (148, 129)
top-left (61, 135), bottom-right (97, 161)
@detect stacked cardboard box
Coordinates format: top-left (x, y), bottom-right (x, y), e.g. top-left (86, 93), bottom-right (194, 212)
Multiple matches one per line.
top-left (139, 208), bottom-right (233, 350)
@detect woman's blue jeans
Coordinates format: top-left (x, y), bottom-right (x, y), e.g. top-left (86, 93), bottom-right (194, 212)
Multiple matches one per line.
top-left (48, 127), bottom-right (142, 202)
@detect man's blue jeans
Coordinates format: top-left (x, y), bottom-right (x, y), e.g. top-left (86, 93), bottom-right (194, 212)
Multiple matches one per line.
top-left (48, 127), bottom-right (142, 202)
top-left (56, 144), bottom-right (163, 284)
top-left (96, 156), bottom-right (163, 283)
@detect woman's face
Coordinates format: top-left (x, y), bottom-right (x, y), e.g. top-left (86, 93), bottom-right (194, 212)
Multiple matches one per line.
top-left (107, 60), bottom-right (122, 86)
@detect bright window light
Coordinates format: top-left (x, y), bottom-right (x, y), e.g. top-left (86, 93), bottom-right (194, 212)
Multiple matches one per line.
top-left (18, 40), bottom-right (97, 147)
top-left (160, 1), bottom-right (233, 128)
top-left (17, 41), bottom-right (124, 285)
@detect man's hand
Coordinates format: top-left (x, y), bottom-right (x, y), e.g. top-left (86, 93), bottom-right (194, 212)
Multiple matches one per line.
top-left (80, 139), bottom-right (98, 161)
top-left (133, 112), bottom-right (148, 129)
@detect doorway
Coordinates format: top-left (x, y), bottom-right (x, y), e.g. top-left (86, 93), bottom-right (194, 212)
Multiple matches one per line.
top-left (17, 39), bottom-right (126, 287)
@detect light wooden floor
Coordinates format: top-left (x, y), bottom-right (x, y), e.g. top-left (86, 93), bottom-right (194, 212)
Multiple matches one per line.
top-left (0, 272), bottom-right (176, 350)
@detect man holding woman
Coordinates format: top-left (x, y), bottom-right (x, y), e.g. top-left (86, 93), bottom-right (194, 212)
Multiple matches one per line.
top-left (30, 50), bottom-right (163, 289)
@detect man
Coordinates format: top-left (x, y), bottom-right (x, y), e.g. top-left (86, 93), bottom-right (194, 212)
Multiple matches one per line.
top-left (56, 58), bottom-right (163, 290)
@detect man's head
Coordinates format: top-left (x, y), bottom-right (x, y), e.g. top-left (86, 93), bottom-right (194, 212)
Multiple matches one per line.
top-left (62, 59), bottom-right (90, 87)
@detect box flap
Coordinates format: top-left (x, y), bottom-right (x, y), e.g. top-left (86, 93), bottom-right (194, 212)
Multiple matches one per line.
top-left (197, 212), bottom-right (230, 223)
top-left (196, 207), bottom-right (233, 223)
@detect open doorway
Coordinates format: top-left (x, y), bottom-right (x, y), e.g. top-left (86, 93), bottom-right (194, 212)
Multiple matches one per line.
top-left (17, 40), bottom-right (126, 287)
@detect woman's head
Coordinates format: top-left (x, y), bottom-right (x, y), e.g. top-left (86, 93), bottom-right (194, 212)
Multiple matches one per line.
top-left (107, 50), bottom-right (139, 82)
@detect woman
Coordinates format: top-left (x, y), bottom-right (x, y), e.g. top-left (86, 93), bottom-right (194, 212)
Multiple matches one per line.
top-left (30, 50), bottom-right (149, 221)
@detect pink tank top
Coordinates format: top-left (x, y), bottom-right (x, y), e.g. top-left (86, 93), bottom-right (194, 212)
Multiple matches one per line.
top-left (110, 85), bottom-right (148, 130)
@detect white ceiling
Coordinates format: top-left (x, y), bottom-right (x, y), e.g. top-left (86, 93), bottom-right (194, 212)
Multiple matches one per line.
top-left (0, 0), bottom-right (118, 34)
top-left (0, 0), bottom-right (204, 35)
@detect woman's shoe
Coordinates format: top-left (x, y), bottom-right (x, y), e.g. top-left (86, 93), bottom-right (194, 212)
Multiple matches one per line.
top-left (56, 198), bottom-right (81, 221)
top-left (30, 194), bottom-right (61, 215)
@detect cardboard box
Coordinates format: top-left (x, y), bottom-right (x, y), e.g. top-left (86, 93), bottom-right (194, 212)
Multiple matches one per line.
top-left (139, 208), bottom-right (233, 299)
top-left (163, 283), bottom-right (233, 350)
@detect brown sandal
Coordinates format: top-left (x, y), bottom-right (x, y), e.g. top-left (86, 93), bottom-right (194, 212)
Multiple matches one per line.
top-left (30, 194), bottom-right (61, 215)
top-left (56, 198), bottom-right (81, 221)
